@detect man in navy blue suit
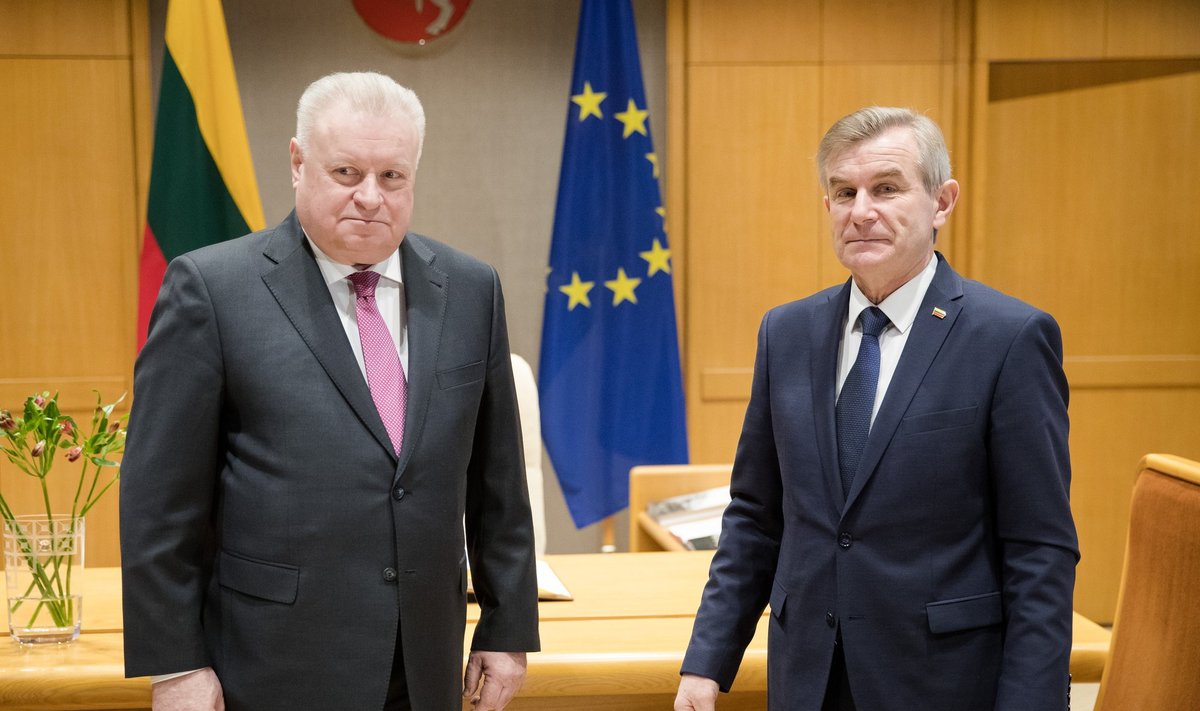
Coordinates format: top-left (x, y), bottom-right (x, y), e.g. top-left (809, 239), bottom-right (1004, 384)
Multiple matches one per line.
top-left (674, 107), bottom-right (1078, 711)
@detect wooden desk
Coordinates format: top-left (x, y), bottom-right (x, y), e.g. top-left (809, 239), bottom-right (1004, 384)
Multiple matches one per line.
top-left (0, 553), bottom-right (1110, 710)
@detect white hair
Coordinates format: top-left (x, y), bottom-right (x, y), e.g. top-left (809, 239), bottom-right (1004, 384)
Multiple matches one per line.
top-left (295, 71), bottom-right (426, 166)
top-left (817, 106), bottom-right (951, 195)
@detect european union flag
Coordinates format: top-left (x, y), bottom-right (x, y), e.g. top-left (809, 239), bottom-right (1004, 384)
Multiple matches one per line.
top-left (539, 0), bottom-right (689, 529)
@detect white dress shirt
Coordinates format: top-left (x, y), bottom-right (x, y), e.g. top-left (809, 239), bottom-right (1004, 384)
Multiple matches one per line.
top-left (835, 254), bottom-right (938, 428)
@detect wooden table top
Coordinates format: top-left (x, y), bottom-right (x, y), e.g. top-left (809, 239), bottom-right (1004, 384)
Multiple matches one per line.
top-left (0, 552), bottom-right (1110, 709)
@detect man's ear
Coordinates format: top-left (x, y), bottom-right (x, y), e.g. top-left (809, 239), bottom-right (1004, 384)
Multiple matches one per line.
top-left (289, 138), bottom-right (303, 188)
top-left (932, 179), bottom-right (960, 229)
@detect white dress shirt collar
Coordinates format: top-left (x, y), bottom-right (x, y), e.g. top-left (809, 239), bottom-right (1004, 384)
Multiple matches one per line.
top-left (306, 236), bottom-right (405, 287)
top-left (846, 253), bottom-right (938, 336)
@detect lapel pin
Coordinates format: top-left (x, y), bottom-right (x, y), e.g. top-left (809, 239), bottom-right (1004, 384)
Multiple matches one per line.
top-left (931, 307), bottom-right (947, 319)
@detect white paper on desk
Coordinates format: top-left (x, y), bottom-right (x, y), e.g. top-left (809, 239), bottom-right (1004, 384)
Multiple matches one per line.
top-left (536, 559), bottom-right (573, 601)
top-left (466, 558), bottom-right (573, 601)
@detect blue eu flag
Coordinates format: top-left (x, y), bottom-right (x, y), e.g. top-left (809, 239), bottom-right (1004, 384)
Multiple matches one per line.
top-left (539, 0), bottom-right (689, 529)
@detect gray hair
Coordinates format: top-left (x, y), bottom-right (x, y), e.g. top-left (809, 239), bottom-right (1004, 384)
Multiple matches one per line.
top-left (817, 106), bottom-right (950, 195)
top-left (295, 72), bottom-right (426, 166)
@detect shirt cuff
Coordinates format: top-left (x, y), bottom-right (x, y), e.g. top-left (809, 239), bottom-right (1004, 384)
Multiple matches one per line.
top-left (151, 668), bottom-right (205, 684)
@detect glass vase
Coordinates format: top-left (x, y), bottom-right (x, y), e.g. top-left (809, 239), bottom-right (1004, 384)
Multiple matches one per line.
top-left (3, 515), bottom-right (84, 644)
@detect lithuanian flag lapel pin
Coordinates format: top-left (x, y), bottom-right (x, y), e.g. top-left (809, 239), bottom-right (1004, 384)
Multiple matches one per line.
top-left (931, 307), bottom-right (947, 319)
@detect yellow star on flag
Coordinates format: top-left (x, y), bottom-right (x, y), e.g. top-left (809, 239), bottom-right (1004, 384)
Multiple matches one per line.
top-left (615, 99), bottom-right (649, 138)
top-left (559, 271), bottom-right (595, 310)
top-left (639, 238), bottom-right (672, 277)
top-left (605, 267), bottom-right (642, 306)
top-left (645, 152), bottom-right (659, 178)
top-left (571, 81), bottom-right (606, 121)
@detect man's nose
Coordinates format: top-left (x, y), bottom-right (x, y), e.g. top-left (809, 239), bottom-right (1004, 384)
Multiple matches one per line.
top-left (354, 177), bottom-right (383, 209)
top-left (849, 193), bottom-right (876, 223)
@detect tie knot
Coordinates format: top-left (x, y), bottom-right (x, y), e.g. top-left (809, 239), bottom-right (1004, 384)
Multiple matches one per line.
top-left (859, 306), bottom-right (890, 338)
top-left (347, 270), bottom-right (381, 299)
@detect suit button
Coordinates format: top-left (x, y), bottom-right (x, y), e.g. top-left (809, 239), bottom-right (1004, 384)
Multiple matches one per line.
top-left (826, 612), bottom-right (836, 627)
top-left (838, 532), bottom-right (853, 548)
top-left (382, 567), bottom-right (398, 582)
top-left (392, 486), bottom-right (405, 501)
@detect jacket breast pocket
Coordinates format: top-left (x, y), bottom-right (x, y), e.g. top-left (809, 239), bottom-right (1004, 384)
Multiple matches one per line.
top-left (899, 405), bottom-right (978, 435)
top-left (925, 591), bottom-right (1002, 634)
top-left (436, 360), bottom-right (486, 390)
top-left (218, 549), bottom-right (299, 604)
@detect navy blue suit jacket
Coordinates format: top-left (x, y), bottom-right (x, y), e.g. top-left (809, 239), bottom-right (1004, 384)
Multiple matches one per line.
top-left (681, 254), bottom-right (1078, 711)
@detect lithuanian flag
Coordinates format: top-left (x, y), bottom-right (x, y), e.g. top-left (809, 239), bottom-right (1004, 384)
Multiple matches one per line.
top-left (138, 0), bottom-right (264, 349)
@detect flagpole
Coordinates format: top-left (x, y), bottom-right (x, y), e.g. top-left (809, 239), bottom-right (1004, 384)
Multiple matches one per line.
top-left (600, 517), bottom-right (617, 553)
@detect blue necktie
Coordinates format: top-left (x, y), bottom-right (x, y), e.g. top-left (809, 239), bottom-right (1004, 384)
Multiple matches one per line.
top-left (836, 306), bottom-right (891, 498)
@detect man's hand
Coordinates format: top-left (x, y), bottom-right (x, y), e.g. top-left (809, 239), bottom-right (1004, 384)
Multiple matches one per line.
top-left (152, 667), bottom-right (224, 711)
top-left (462, 650), bottom-right (527, 710)
top-left (675, 673), bottom-right (719, 711)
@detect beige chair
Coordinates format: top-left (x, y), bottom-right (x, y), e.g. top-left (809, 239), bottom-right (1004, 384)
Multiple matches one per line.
top-left (510, 354), bottom-right (546, 557)
top-left (1093, 453), bottom-right (1200, 711)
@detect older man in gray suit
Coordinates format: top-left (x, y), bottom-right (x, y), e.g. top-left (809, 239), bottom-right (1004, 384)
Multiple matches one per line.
top-left (121, 72), bottom-right (539, 711)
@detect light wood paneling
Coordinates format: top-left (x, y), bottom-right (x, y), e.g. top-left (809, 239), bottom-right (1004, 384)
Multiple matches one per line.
top-left (685, 0), bottom-right (821, 64)
top-left (0, 59), bottom-right (138, 379)
top-left (0, 0), bottom-right (130, 57)
top-left (978, 62), bottom-right (1200, 620)
top-left (1106, 0), bottom-right (1200, 58)
top-left (822, 0), bottom-right (957, 63)
top-left (684, 64), bottom-right (822, 461)
top-left (980, 65), bottom-right (1200, 358)
top-left (0, 2), bottom-right (142, 571)
top-left (977, 0), bottom-right (1107, 60)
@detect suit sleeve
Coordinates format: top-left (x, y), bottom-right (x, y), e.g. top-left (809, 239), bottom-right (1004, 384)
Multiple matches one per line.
top-left (120, 255), bottom-right (224, 677)
top-left (464, 267), bottom-right (541, 652)
top-left (989, 310), bottom-right (1079, 710)
top-left (681, 311), bottom-right (784, 690)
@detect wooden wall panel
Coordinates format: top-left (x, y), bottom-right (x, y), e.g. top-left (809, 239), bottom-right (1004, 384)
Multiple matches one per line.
top-left (684, 64), bottom-right (822, 462)
top-left (980, 65), bottom-right (1200, 357)
top-left (0, 61), bottom-right (138, 381)
top-left (822, 0), bottom-right (957, 63)
top-left (976, 0), bottom-right (1107, 60)
top-left (0, 0), bottom-right (141, 569)
top-left (977, 63), bottom-right (1200, 620)
top-left (685, 0), bottom-right (821, 64)
top-left (0, 0), bottom-right (130, 57)
top-left (1106, 0), bottom-right (1200, 57)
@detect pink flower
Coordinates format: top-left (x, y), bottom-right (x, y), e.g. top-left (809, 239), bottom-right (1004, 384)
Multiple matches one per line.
top-left (0, 411), bottom-right (14, 432)
top-left (33, 395), bottom-right (46, 408)
top-left (66, 446), bottom-right (82, 462)
top-left (60, 420), bottom-right (74, 436)
top-left (109, 420), bottom-right (121, 433)
top-left (31, 440), bottom-right (45, 458)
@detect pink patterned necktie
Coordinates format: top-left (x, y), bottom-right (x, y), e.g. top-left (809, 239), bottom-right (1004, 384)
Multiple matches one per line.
top-left (347, 271), bottom-right (407, 456)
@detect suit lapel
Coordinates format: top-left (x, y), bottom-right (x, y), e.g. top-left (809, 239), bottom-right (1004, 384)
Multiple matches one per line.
top-left (843, 254), bottom-right (964, 513)
top-left (395, 235), bottom-right (447, 483)
top-left (260, 212), bottom-right (396, 459)
top-left (812, 282), bottom-right (852, 518)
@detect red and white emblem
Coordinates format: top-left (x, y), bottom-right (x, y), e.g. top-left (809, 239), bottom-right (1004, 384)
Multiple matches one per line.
top-left (352, 0), bottom-right (473, 45)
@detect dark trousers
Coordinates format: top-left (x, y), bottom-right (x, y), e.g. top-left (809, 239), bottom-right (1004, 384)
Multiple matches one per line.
top-left (384, 626), bottom-right (412, 711)
top-left (822, 640), bottom-right (856, 711)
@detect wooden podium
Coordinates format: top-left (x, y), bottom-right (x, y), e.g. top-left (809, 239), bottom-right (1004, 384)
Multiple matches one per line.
top-left (0, 553), bottom-right (1110, 710)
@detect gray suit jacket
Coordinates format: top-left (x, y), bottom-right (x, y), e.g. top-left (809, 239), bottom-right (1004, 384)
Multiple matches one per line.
top-left (121, 212), bottom-right (540, 710)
